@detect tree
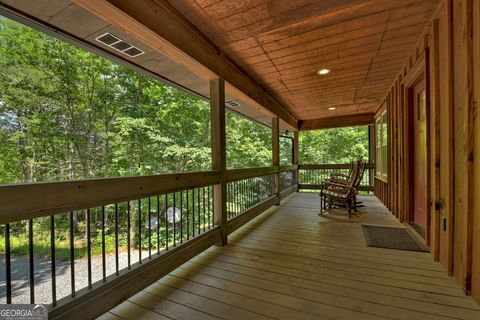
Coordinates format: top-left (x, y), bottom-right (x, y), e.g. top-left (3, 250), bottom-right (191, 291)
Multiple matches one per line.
top-left (299, 127), bottom-right (369, 164)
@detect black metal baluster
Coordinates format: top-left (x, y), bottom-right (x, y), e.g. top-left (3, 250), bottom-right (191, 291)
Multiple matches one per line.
top-left (186, 190), bottom-right (190, 240)
top-left (173, 192), bottom-right (176, 247)
top-left (28, 219), bottom-right (34, 303)
top-left (86, 209), bottom-right (92, 289)
top-left (246, 179), bottom-right (249, 209)
top-left (242, 180), bottom-right (246, 212)
top-left (69, 213), bottom-right (75, 297)
top-left (230, 183), bottom-right (233, 218)
top-left (197, 188), bottom-right (201, 234)
top-left (237, 181), bottom-right (239, 214)
top-left (233, 182), bottom-right (236, 215)
top-left (115, 204), bottom-right (119, 275)
top-left (203, 187), bottom-right (206, 232)
top-left (207, 186), bottom-right (211, 228)
top-left (5, 223), bottom-right (11, 304)
top-left (127, 201), bottom-right (131, 269)
top-left (238, 181), bottom-right (241, 213)
top-left (250, 178), bottom-right (253, 207)
top-left (148, 198), bottom-right (152, 259)
top-left (157, 196), bottom-right (160, 254)
top-left (244, 179), bottom-right (248, 210)
top-left (192, 189), bottom-right (195, 237)
top-left (138, 199), bottom-right (142, 263)
top-left (180, 191), bottom-right (183, 243)
top-left (102, 206), bottom-right (106, 281)
top-left (50, 216), bottom-right (57, 304)
top-left (212, 186), bottom-right (215, 224)
top-left (165, 194), bottom-right (169, 250)
top-left (228, 183), bottom-right (232, 218)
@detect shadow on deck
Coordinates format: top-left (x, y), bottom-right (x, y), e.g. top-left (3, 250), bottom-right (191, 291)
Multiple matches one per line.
top-left (99, 193), bottom-right (480, 320)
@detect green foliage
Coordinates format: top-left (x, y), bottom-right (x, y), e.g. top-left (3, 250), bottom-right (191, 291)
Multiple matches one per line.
top-left (226, 113), bottom-right (271, 169)
top-left (299, 126), bottom-right (369, 164)
top-left (0, 17), bottom-right (213, 183)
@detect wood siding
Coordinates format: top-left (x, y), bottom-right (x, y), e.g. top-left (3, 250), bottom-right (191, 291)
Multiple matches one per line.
top-left (374, 0), bottom-right (480, 302)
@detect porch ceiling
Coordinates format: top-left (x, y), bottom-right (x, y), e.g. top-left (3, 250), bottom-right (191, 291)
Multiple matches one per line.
top-left (0, 0), bottom-right (441, 130)
top-left (168, 0), bottom-right (440, 120)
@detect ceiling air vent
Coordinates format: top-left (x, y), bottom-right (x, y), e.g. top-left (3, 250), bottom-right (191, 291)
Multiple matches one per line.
top-left (95, 32), bottom-right (144, 58)
top-left (225, 100), bottom-right (241, 108)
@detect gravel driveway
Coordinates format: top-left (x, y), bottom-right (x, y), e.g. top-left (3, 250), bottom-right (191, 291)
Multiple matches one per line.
top-left (0, 249), bottom-right (154, 305)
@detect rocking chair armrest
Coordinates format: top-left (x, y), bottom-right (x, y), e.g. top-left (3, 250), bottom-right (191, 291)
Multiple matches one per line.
top-left (322, 181), bottom-right (353, 188)
top-left (321, 181), bottom-right (356, 193)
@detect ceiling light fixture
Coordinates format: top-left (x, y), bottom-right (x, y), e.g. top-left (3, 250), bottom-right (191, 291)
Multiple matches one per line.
top-left (328, 107), bottom-right (336, 111)
top-left (317, 68), bottom-right (331, 75)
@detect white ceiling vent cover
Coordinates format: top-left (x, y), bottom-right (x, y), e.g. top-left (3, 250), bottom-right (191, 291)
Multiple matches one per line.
top-left (96, 33), bottom-right (145, 58)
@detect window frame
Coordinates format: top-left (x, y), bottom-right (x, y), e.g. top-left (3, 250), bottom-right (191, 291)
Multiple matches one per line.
top-left (375, 107), bottom-right (388, 181)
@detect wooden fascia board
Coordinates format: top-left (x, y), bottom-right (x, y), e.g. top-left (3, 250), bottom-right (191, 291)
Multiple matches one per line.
top-left (298, 113), bottom-right (375, 130)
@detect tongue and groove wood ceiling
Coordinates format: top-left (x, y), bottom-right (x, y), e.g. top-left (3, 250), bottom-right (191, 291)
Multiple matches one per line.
top-left (167, 0), bottom-right (440, 120)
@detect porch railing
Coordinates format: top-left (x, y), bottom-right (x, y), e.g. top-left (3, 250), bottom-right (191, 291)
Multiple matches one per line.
top-left (0, 162), bottom-right (371, 319)
top-left (298, 163), bottom-right (375, 192)
top-left (0, 165), bottom-right (297, 319)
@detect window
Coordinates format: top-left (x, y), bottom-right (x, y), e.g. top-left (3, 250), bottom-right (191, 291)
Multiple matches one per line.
top-left (376, 118), bottom-right (382, 176)
top-left (381, 111), bottom-right (388, 178)
top-left (375, 108), bottom-right (388, 180)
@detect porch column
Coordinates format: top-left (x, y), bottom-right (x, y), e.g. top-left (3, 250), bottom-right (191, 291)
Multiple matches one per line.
top-left (272, 117), bottom-right (280, 204)
top-left (368, 124), bottom-right (375, 187)
top-left (293, 131), bottom-right (299, 186)
top-left (211, 79), bottom-right (227, 245)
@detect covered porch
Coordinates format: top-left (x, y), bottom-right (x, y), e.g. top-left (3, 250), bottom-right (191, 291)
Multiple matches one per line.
top-left (0, 0), bottom-right (480, 319)
top-left (100, 193), bottom-right (480, 320)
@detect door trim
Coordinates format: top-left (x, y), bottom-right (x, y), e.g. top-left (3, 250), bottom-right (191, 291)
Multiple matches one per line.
top-left (402, 50), bottom-right (431, 247)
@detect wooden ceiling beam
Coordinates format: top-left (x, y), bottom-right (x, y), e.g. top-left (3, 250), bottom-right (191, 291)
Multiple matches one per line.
top-left (299, 113), bottom-right (375, 130)
top-left (73, 0), bottom-right (298, 129)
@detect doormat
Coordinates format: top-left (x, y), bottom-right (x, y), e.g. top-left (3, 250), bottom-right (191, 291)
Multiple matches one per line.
top-left (361, 225), bottom-right (429, 252)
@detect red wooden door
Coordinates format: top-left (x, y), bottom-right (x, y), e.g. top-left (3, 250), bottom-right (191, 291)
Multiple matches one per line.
top-left (413, 80), bottom-right (427, 229)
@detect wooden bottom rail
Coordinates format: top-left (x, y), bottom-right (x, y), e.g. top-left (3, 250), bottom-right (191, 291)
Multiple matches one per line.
top-left (49, 227), bottom-right (221, 320)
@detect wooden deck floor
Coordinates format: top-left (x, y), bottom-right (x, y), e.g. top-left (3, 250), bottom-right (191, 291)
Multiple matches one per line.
top-left (99, 193), bottom-right (480, 320)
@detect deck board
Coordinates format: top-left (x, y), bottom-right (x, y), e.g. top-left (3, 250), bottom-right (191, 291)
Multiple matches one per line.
top-left (98, 193), bottom-right (480, 320)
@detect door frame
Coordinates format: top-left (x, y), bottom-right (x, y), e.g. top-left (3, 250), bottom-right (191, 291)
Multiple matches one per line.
top-left (402, 50), bottom-right (432, 246)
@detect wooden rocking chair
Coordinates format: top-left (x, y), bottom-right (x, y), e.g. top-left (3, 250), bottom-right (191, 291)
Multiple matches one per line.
top-left (319, 161), bottom-right (366, 218)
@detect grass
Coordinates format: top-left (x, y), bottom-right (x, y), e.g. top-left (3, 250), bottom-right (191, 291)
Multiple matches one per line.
top-left (0, 227), bottom-right (190, 261)
top-left (0, 233), bottom-right (125, 260)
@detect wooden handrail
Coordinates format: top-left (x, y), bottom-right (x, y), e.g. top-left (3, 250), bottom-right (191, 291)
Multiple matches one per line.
top-left (0, 171), bottom-right (220, 224)
top-left (0, 163), bottom-right (372, 224)
top-left (226, 166), bottom-right (278, 181)
top-left (226, 165), bottom-right (298, 182)
top-left (279, 164), bottom-right (298, 172)
top-left (298, 163), bottom-right (374, 170)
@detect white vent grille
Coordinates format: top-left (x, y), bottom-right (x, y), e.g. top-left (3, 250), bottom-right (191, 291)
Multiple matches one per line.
top-left (96, 33), bottom-right (144, 58)
top-left (225, 100), bottom-right (241, 108)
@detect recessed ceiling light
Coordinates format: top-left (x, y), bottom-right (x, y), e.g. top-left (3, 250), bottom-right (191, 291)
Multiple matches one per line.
top-left (317, 68), bottom-right (331, 75)
top-left (328, 107), bottom-right (336, 111)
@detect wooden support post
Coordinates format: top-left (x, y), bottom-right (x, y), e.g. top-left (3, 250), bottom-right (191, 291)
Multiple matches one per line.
top-left (272, 117), bottom-right (280, 204)
top-left (293, 131), bottom-right (299, 186)
top-left (368, 125), bottom-right (375, 188)
top-left (211, 79), bottom-right (227, 246)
